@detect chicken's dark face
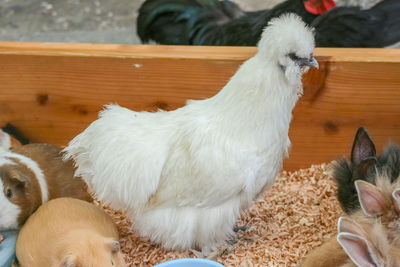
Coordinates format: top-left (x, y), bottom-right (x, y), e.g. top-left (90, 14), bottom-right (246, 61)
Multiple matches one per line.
top-left (288, 52), bottom-right (318, 70)
top-left (278, 50), bottom-right (318, 87)
top-left (280, 52), bottom-right (318, 73)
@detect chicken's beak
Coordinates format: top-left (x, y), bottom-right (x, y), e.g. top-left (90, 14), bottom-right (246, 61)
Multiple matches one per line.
top-left (302, 57), bottom-right (319, 69)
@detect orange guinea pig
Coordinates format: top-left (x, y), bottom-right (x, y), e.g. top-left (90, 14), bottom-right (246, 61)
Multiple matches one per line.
top-left (0, 130), bottom-right (92, 230)
top-left (16, 197), bottom-right (126, 267)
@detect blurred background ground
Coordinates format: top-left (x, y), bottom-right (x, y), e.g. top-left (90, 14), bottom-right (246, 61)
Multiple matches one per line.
top-left (0, 0), bottom-right (281, 44)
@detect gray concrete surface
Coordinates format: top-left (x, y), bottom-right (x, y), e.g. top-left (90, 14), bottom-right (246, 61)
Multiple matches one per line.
top-left (0, 0), bottom-right (279, 44)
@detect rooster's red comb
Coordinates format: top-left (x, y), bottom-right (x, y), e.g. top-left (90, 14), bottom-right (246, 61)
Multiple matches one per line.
top-left (304, 0), bottom-right (336, 15)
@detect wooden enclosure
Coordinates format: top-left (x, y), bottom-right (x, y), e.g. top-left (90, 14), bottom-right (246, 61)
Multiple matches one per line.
top-left (0, 42), bottom-right (399, 171)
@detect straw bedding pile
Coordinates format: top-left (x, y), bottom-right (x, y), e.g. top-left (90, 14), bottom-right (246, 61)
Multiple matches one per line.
top-left (101, 163), bottom-right (345, 266)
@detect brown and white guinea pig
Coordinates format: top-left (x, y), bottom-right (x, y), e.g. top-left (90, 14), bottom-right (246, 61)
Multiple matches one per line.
top-left (16, 197), bottom-right (126, 267)
top-left (300, 174), bottom-right (400, 267)
top-left (0, 130), bottom-right (92, 230)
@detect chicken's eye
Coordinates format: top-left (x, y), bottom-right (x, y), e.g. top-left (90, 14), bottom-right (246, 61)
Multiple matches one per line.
top-left (288, 52), bottom-right (300, 61)
top-left (6, 189), bottom-right (13, 199)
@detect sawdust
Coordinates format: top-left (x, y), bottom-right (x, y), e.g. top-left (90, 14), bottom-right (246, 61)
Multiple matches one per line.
top-left (99, 163), bottom-right (344, 266)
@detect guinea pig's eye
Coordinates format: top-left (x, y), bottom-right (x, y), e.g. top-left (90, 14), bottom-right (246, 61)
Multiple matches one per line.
top-left (6, 189), bottom-right (13, 199)
top-left (111, 259), bottom-right (114, 266)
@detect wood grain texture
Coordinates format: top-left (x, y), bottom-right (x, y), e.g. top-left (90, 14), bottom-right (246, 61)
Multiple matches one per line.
top-left (0, 42), bottom-right (399, 171)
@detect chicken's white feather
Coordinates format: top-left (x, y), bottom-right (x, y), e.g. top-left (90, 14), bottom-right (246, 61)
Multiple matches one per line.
top-left (64, 13), bottom-right (317, 253)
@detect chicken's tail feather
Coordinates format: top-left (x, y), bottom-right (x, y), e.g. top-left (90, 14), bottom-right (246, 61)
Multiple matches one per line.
top-left (63, 104), bottom-right (169, 212)
top-left (137, 0), bottom-right (245, 45)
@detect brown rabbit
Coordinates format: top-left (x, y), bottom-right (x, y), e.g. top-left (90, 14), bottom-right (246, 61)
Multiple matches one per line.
top-left (301, 174), bottom-right (400, 267)
top-left (337, 216), bottom-right (400, 266)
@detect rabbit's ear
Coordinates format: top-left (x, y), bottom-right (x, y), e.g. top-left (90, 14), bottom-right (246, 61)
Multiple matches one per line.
top-left (355, 180), bottom-right (389, 216)
top-left (338, 217), bottom-right (366, 238)
top-left (392, 188), bottom-right (400, 213)
top-left (355, 157), bottom-right (377, 180)
top-left (351, 127), bottom-right (376, 165)
top-left (337, 233), bottom-right (378, 267)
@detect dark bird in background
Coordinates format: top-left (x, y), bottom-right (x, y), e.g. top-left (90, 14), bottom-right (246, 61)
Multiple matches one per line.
top-left (137, 0), bottom-right (327, 45)
top-left (312, 0), bottom-right (400, 47)
top-left (137, 0), bottom-right (400, 47)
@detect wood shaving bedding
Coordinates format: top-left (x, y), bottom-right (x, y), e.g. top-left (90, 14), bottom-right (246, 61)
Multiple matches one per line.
top-left (100, 163), bottom-right (345, 266)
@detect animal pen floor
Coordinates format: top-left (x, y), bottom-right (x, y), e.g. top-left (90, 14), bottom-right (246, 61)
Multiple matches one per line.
top-left (100, 163), bottom-right (343, 266)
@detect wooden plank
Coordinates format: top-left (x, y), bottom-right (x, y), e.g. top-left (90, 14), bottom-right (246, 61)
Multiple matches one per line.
top-left (1, 42), bottom-right (400, 61)
top-left (0, 42), bottom-right (399, 171)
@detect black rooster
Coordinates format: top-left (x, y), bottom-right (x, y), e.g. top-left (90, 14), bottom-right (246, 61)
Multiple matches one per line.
top-left (137, 0), bottom-right (320, 45)
top-left (312, 0), bottom-right (400, 47)
top-left (137, 0), bottom-right (400, 47)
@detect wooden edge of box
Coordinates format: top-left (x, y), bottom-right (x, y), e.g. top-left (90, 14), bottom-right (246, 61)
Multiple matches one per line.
top-left (0, 42), bottom-right (400, 63)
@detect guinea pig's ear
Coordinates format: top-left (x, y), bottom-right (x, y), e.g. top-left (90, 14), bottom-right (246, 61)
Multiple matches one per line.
top-left (61, 256), bottom-right (76, 267)
top-left (112, 241), bottom-right (121, 253)
top-left (107, 239), bottom-right (121, 253)
top-left (0, 130), bottom-right (11, 153)
top-left (8, 170), bottom-right (30, 188)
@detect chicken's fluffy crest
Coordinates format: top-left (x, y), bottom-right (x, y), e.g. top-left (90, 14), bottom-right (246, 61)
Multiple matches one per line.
top-left (258, 13), bottom-right (315, 59)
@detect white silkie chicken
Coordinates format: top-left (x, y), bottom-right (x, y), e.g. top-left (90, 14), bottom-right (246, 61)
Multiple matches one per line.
top-left (64, 13), bottom-right (318, 254)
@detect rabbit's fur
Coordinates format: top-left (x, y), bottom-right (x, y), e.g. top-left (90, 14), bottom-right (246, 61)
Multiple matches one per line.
top-left (301, 173), bottom-right (400, 267)
top-left (332, 127), bottom-right (400, 214)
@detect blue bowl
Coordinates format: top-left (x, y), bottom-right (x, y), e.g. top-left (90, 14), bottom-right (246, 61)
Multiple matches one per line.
top-left (0, 230), bottom-right (18, 267)
top-left (154, 258), bottom-right (224, 267)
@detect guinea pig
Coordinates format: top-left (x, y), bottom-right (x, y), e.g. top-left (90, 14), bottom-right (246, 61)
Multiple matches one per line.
top-left (0, 130), bottom-right (92, 230)
top-left (16, 197), bottom-right (126, 267)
